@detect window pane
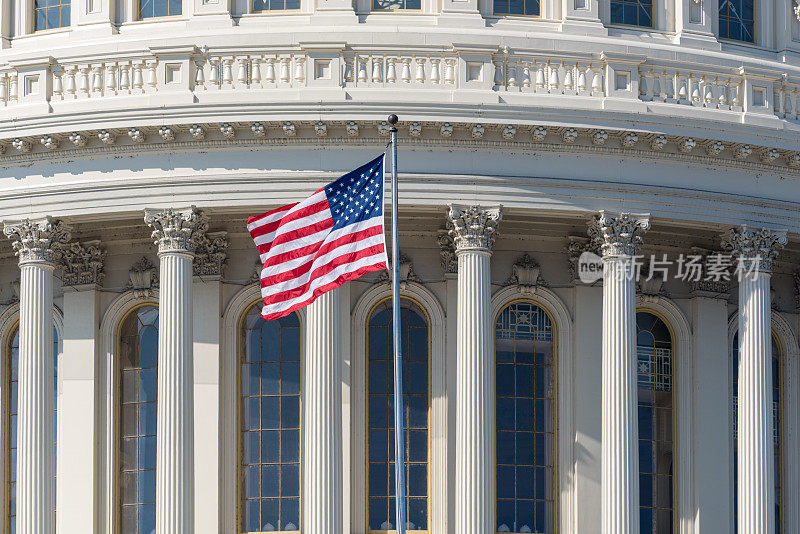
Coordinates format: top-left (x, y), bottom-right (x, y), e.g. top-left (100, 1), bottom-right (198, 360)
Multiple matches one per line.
top-left (718, 0), bottom-right (755, 43)
top-left (34, 0), bottom-right (70, 30)
top-left (495, 302), bottom-right (555, 533)
top-left (367, 299), bottom-right (429, 531)
top-left (636, 312), bottom-right (673, 534)
top-left (119, 306), bottom-right (159, 534)
top-left (240, 306), bottom-right (302, 532)
top-left (610, 0), bottom-right (653, 27)
top-left (732, 333), bottom-right (781, 533)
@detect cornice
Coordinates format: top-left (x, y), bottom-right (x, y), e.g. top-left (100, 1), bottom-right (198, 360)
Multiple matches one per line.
top-left (0, 120), bottom-right (798, 175)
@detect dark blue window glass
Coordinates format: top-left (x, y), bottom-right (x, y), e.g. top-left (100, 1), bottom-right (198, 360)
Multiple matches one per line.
top-left (367, 299), bottom-right (429, 532)
top-left (8, 326), bottom-right (58, 532)
top-left (732, 333), bottom-right (781, 533)
top-left (719, 0), bottom-right (755, 43)
top-left (636, 312), bottom-right (673, 534)
top-left (139, 0), bottom-right (180, 19)
top-left (33, 0), bottom-right (71, 30)
top-left (495, 302), bottom-right (554, 534)
top-left (610, 0), bottom-right (653, 27)
top-left (241, 306), bottom-right (301, 533)
top-left (119, 305), bottom-right (158, 534)
top-left (493, 0), bottom-right (539, 16)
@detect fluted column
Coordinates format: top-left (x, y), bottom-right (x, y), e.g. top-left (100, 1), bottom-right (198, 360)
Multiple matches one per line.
top-left (3, 217), bottom-right (71, 534)
top-left (145, 207), bottom-right (208, 534)
top-left (722, 226), bottom-right (787, 534)
top-left (588, 211), bottom-right (650, 534)
top-left (303, 288), bottom-right (342, 534)
top-left (449, 204), bottom-right (501, 534)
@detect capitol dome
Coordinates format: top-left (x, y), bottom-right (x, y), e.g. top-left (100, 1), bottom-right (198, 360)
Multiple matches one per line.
top-left (0, 1), bottom-right (798, 533)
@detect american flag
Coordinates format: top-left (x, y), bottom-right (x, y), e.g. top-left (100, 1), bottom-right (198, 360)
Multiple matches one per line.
top-left (247, 155), bottom-right (389, 321)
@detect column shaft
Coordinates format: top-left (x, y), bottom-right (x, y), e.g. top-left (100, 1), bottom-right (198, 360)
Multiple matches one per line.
top-left (454, 250), bottom-right (494, 534)
top-left (737, 272), bottom-right (775, 534)
top-left (155, 251), bottom-right (195, 534)
top-left (600, 258), bottom-right (639, 534)
top-left (303, 289), bottom-right (342, 534)
top-left (17, 262), bottom-right (55, 534)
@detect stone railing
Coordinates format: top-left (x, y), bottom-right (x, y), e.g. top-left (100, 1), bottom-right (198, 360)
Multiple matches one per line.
top-left (0, 45), bottom-right (799, 133)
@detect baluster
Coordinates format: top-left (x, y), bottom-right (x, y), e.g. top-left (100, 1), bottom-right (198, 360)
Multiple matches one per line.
top-left (549, 62), bottom-right (560, 94)
top-left (132, 62), bottom-right (144, 93)
top-left (493, 57), bottom-right (504, 89)
top-left (207, 58), bottom-right (219, 87)
top-left (0, 73), bottom-right (6, 104)
top-left (237, 57), bottom-right (249, 88)
top-left (704, 76), bottom-right (715, 107)
top-left (295, 56), bottom-right (306, 85)
top-left (105, 63), bottom-right (117, 95)
top-left (357, 55), bottom-right (367, 83)
top-left (279, 57), bottom-right (291, 84)
top-left (677, 73), bottom-right (687, 101)
top-left (444, 58), bottom-right (456, 85)
top-left (193, 59), bottom-right (205, 90)
top-left (522, 63), bottom-right (531, 88)
top-left (222, 57), bottom-right (233, 87)
top-left (91, 65), bottom-right (103, 94)
top-left (718, 78), bottom-right (729, 108)
top-left (146, 60), bottom-right (158, 91)
top-left (401, 58), bottom-right (411, 83)
top-left (507, 60), bottom-right (517, 88)
top-left (732, 78), bottom-right (742, 108)
top-left (64, 65), bottom-right (77, 98)
top-left (563, 62), bottom-right (574, 92)
top-left (665, 70), bottom-right (675, 101)
top-left (577, 63), bottom-right (587, 93)
top-left (265, 57), bottom-right (276, 84)
top-left (78, 66), bottom-right (90, 96)
top-left (430, 58), bottom-right (440, 84)
top-left (342, 55), bottom-right (354, 84)
top-left (639, 69), bottom-right (648, 100)
top-left (386, 58), bottom-right (397, 83)
top-left (652, 71), bottom-right (662, 101)
top-left (251, 57), bottom-right (262, 87)
top-left (791, 90), bottom-right (798, 120)
top-left (591, 64), bottom-right (602, 95)
top-left (52, 67), bottom-right (63, 100)
top-left (415, 57), bottom-right (425, 83)
top-left (690, 74), bottom-right (700, 104)
top-left (371, 56), bottom-right (382, 83)
top-left (534, 62), bottom-right (545, 92)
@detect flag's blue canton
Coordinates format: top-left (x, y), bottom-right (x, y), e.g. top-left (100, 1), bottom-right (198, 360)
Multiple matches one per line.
top-left (324, 155), bottom-right (384, 231)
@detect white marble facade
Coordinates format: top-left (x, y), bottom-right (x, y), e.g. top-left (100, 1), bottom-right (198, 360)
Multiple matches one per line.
top-left (0, 1), bottom-right (799, 534)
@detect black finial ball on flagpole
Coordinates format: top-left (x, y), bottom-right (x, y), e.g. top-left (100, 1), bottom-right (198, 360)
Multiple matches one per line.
top-left (387, 114), bottom-right (398, 125)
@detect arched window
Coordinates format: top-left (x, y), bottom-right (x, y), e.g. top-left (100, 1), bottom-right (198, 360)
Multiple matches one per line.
top-left (731, 332), bottom-right (781, 533)
top-left (636, 312), bottom-right (674, 534)
top-left (139, 0), bottom-right (181, 19)
top-left (367, 299), bottom-right (429, 533)
top-left (6, 324), bottom-right (59, 532)
top-left (34, 0), bottom-right (71, 31)
top-left (241, 305), bottom-right (301, 533)
top-left (718, 0), bottom-right (754, 43)
top-left (495, 301), bottom-right (555, 534)
top-left (610, 0), bottom-right (653, 27)
top-left (119, 305), bottom-right (159, 534)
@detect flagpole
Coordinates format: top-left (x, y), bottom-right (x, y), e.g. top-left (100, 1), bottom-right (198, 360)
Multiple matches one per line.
top-left (388, 113), bottom-right (407, 534)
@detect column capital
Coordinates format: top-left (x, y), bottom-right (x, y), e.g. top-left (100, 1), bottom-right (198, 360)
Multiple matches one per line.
top-left (587, 211), bottom-right (650, 257)
top-left (144, 206), bottom-right (208, 255)
top-left (55, 239), bottom-right (106, 288)
top-left (446, 204), bottom-right (502, 253)
top-left (3, 217), bottom-right (72, 266)
top-left (721, 225), bottom-right (787, 273)
top-left (193, 231), bottom-right (228, 279)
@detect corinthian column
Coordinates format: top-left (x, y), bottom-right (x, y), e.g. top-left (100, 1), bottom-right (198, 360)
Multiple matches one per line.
top-left (722, 226), bottom-right (787, 534)
top-left (144, 207), bottom-right (208, 534)
top-left (3, 217), bottom-right (71, 534)
top-left (448, 204), bottom-right (501, 534)
top-left (588, 210), bottom-right (650, 534)
top-left (303, 288), bottom-right (342, 534)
